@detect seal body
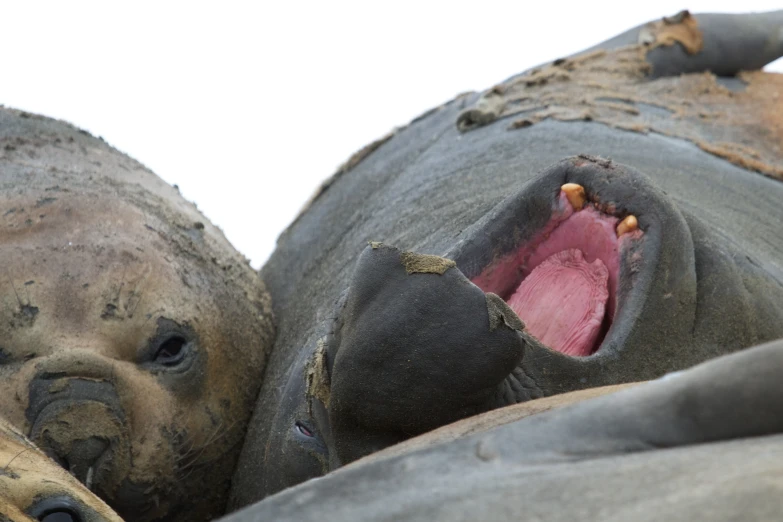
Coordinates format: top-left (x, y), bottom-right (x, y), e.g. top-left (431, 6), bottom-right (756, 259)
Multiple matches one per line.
top-left (0, 108), bottom-right (275, 521)
top-left (225, 339), bottom-right (783, 522)
top-left (0, 416), bottom-right (123, 522)
top-left (229, 9), bottom-right (783, 508)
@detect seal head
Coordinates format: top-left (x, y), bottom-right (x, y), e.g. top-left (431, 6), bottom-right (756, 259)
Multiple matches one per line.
top-left (0, 108), bottom-right (275, 521)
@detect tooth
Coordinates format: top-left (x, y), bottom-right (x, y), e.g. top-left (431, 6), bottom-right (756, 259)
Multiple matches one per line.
top-left (561, 183), bottom-right (586, 210)
top-left (86, 466), bottom-right (94, 490)
top-left (616, 215), bottom-right (638, 237)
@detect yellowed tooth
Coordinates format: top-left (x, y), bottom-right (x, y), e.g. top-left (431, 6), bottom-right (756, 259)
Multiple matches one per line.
top-left (561, 183), bottom-right (586, 210)
top-left (616, 215), bottom-right (638, 237)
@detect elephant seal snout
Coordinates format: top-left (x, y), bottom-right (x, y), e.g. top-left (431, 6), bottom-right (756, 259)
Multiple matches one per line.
top-left (27, 376), bottom-right (128, 493)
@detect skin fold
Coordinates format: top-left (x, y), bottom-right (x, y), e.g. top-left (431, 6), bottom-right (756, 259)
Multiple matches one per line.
top-left (0, 108), bottom-right (275, 521)
top-left (228, 9), bottom-right (783, 509)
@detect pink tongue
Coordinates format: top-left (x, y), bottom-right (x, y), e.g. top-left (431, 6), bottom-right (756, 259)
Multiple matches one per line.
top-left (507, 249), bottom-right (609, 356)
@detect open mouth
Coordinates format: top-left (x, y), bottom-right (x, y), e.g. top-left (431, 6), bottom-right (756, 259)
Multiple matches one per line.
top-left (471, 185), bottom-right (643, 356)
top-left (447, 155), bottom-right (671, 359)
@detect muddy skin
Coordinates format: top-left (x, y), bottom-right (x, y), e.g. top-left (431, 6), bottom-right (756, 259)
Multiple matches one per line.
top-left (228, 10), bottom-right (783, 508)
top-left (0, 108), bottom-right (275, 521)
top-left (0, 416), bottom-right (123, 522)
top-left (227, 339), bottom-right (783, 522)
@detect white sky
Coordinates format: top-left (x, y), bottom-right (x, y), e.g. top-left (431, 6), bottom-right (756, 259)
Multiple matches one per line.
top-left (2, 1), bottom-right (781, 268)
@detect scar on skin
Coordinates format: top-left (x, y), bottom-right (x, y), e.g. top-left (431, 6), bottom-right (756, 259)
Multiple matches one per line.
top-left (305, 339), bottom-right (331, 408)
top-left (486, 293), bottom-right (525, 332)
top-left (399, 252), bottom-right (456, 275)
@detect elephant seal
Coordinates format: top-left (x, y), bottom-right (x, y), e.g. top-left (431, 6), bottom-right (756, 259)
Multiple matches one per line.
top-left (228, 9), bottom-right (783, 508)
top-left (0, 108), bottom-right (275, 520)
top-left (224, 338), bottom-right (783, 522)
top-left (0, 416), bottom-right (122, 522)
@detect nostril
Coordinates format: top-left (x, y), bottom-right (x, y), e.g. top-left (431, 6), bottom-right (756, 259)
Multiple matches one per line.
top-left (70, 436), bottom-right (108, 464)
top-left (26, 377), bottom-right (126, 491)
top-left (66, 437), bottom-right (109, 483)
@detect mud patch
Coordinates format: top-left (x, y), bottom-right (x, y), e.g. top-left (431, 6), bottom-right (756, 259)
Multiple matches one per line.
top-left (11, 305), bottom-right (38, 328)
top-left (305, 340), bottom-right (331, 408)
top-left (456, 88), bottom-right (507, 132)
top-left (455, 30), bottom-right (783, 181)
top-left (399, 252), bottom-right (456, 275)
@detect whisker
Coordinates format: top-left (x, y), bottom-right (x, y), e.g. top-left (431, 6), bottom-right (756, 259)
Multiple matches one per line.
top-left (4, 268), bottom-right (23, 307)
top-left (2, 447), bottom-right (33, 472)
top-left (177, 433), bottom-right (244, 483)
top-left (176, 419), bottom-right (238, 473)
top-left (175, 421), bottom-right (225, 467)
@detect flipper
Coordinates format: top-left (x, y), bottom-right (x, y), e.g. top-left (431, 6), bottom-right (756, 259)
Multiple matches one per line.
top-left (583, 10), bottom-right (783, 77)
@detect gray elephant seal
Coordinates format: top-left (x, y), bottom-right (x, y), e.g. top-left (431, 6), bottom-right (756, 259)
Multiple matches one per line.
top-left (225, 339), bottom-right (783, 522)
top-left (0, 108), bottom-right (275, 520)
top-left (0, 416), bottom-right (123, 522)
top-left (229, 9), bottom-right (783, 508)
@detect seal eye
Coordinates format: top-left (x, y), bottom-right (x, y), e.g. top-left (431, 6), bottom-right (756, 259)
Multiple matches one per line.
top-left (28, 498), bottom-right (83, 522)
top-left (292, 420), bottom-right (328, 455)
top-left (154, 335), bottom-right (189, 366)
top-left (143, 318), bottom-right (198, 372)
top-left (294, 421), bottom-right (314, 438)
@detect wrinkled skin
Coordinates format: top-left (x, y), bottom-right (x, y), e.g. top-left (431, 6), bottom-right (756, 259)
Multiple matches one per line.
top-left (0, 416), bottom-right (123, 522)
top-left (226, 339), bottom-right (783, 522)
top-left (0, 109), bottom-right (275, 521)
top-left (228, 9), bottom-right (783, 508)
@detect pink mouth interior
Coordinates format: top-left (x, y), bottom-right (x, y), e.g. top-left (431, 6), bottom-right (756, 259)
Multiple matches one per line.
top-left (472, 192), bottom-right (639, 356)
top-left (507, 248), bottom-right (608, 356)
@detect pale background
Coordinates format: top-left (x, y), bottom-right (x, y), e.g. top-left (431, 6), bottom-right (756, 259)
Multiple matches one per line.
top-left (2, 1), bottom-right (781, 268)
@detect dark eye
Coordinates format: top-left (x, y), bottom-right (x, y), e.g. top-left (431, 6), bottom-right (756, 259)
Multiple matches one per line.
top-left (29, 498), bottom-right (83, 522)
top-left (294, 421), bottom-right (314, 438)
top-left (154, 335), bottom-right (189, 366)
